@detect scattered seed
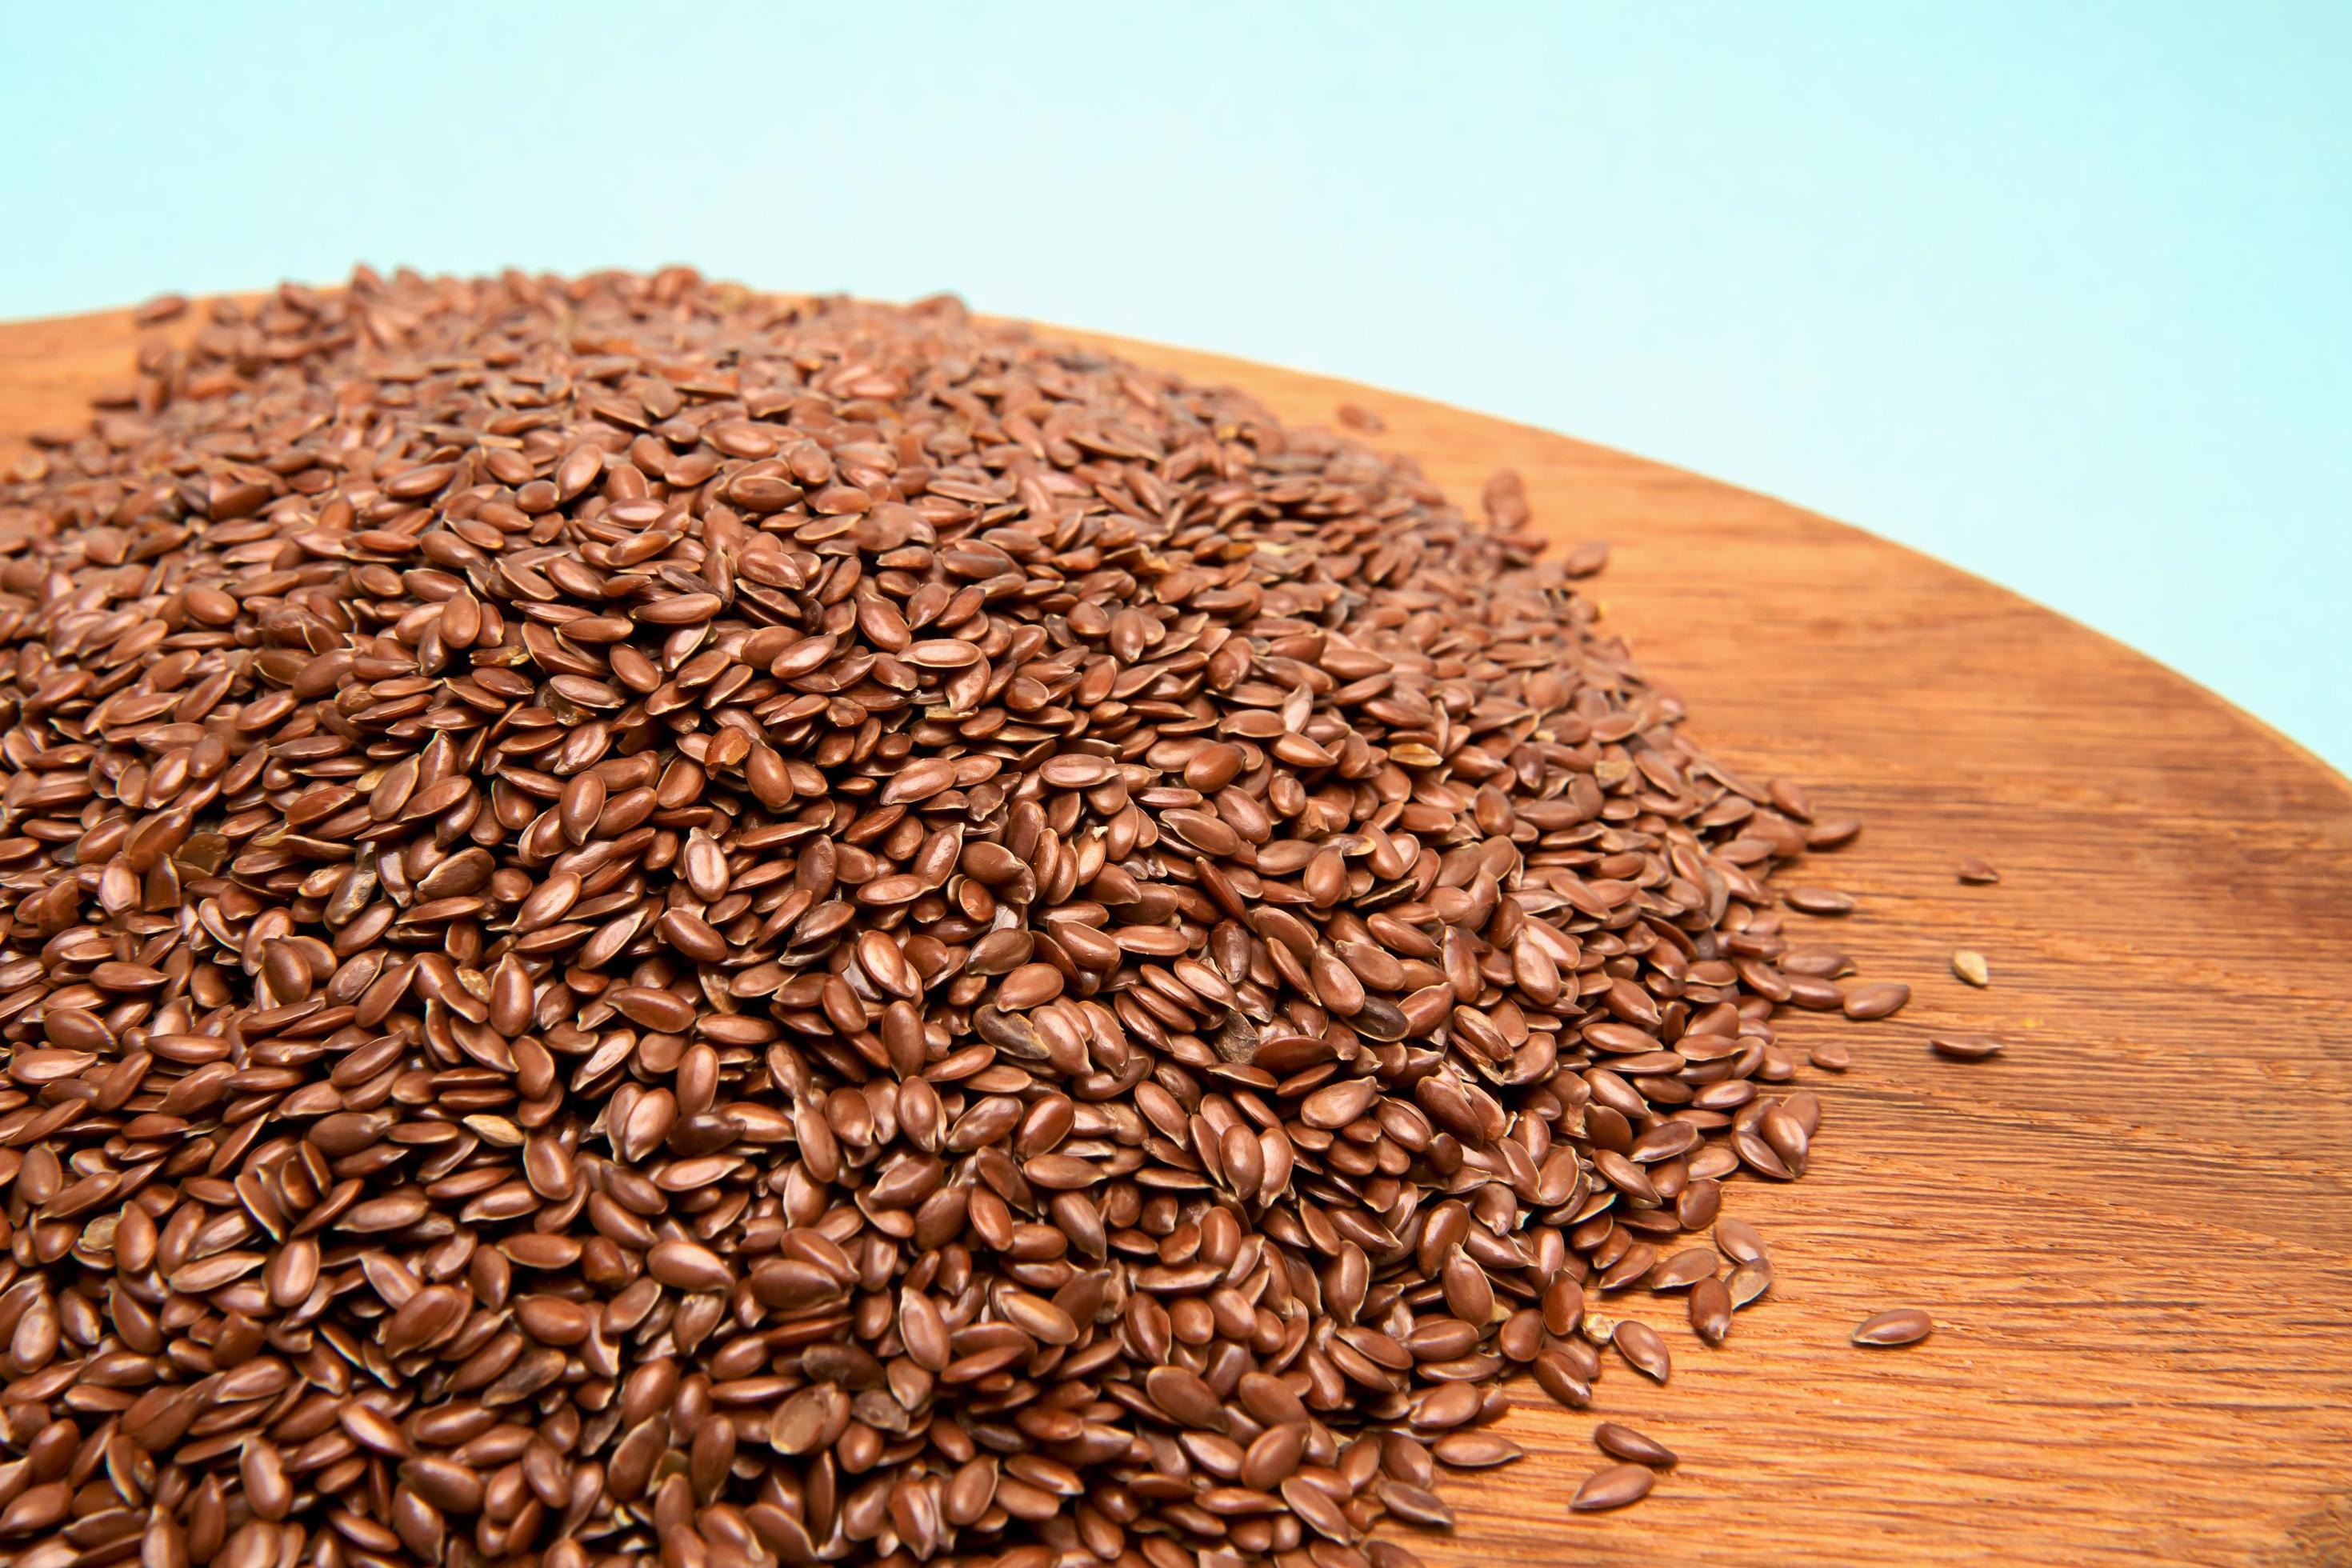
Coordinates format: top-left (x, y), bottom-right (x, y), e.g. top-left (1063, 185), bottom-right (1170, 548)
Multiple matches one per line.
top-left (1689, 1276), bottom-right (1734, 1345)
top-left (1726, 1262), bottom-right (1775, 1308)
top-left (1958, 856), bottom-right (2000, 884)
top-left (1431, 1432), bottom-right (1525, 1469)
top-left (1648, 1247), bottom-right (1720, 1291)
top-left (133, 292), bottom-right (190, 325)
top-left (1533, 1350), bottom-right (1594, 1409)
top-left (1931, 1034), bottom-right (2006, 1060)
top-left (1570, 1463), bottom-right (1656, 1511)
top-left (1952, 949), bottom-right (1991, 986)
top-left (1714, 1217), bottom-right (1769, 1266)
top-left (1854, 1308), bottom-right (1936, 1346)
top-left (1843, 981), bottom-right (1913, 1020)
top-left (1594, 1422), bottom-right (1678, 1468)
top-left (1612, 1319), bottom-right (1673, 1383)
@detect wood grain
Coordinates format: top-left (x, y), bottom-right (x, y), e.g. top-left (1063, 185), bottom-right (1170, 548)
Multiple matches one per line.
top-left (6, 298), bottom-right (2351, 1567)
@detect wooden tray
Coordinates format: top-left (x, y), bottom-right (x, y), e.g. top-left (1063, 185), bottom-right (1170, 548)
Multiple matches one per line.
top-left (6, 301), bottom-right (2350, 1567)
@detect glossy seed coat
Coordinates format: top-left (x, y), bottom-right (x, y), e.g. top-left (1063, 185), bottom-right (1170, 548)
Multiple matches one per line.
top-left (0, 269), bottom-right (1909, 1562)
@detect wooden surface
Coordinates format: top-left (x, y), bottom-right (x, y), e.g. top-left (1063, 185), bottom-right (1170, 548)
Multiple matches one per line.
top-left (7, 300), bottom-right (2352, 1567)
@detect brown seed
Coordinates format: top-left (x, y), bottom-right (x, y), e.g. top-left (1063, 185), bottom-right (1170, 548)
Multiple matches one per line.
top-left (337, 1400), bottom-right (412, 1458)
top-left (1806, 815), bottom-right (1862, 849)
top-left (0, 270), bottom-right (1894, 1563)
top-left (1146, 1365), bottom-right (1225, 1430)
top-left (1714, 1217), bottom-right (1768, 1265)
top-left (998, 962), bottom-right (1065, 1010)
top-left (1301, 1077), bottom-right (1379, 1130)
top-left (0, 1481), bottom-right (70, 1534)
top-left (514, 871), bottom-right (581, 933)
top-left (1378, 1479), bottom-right (1454, 1528)
top-left (241, 1439), bottom-right (293, 1521)
top-left (1689, 1276), bottom-right (1734, 1345)
top-left (1612, 1318), bottom-right (1671, 1383)
top-left (1038, 754), bottom-right (1117, 789)
top-left (1533, 1350), bottom-right (1593, 1409)
top-left (265, 1238), bottom-right (319, 1308)
top-left (1410, 1382), bottom-right (1482, 1430)
top-left (1242, 1422), bottom-right (1305, 1491)
top-left (1570, 1462), bottom-right (1655, 1511)
top-left (1930, 1034), bottom-right (2006, 1060)
top-left (1431, 1431), bottom-right (1524, 1468)
top-left (558, 772), bottom-right (606, 844)
top-left (1593, 1147), bottom-right (1658, 1206)
top-left (1280, 1474), bottom-right (1355, 1542)
top-left (940, 1458), bottom-right (997, 1526)
top-left (770, 1383), bottom-right (847, 1455)
top-left (1727, 1262), bottom-right (1775, 1307)
top-left (1439, 1254), bottom-right (1496, 1326)
top-left (1184, 743), bottom-right (1243, 791)
top-left (1842, 981), bottom-right (1912, 1020)
top-left (1648, 1247), bottom-right (1719, 1290)
top-left (899, 1289), bottom-right (950, 1370)
top-left (1853, 1308), bottom-right (1935, 1346)
top-left (1496, 1306), bottom-right (1544, 1362)
top-left (1594, 1422), bottom-right (1678, 1468)
top-left (647, 1239), bottom-right (731, 1291)
top-left (609, 986), bottom-right (694, 1031)
top-left (1957, 856), bottom-right (2001, 883)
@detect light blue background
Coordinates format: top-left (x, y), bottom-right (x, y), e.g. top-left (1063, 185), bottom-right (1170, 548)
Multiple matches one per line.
top-left (6, 3), bottom-right (2346, 768)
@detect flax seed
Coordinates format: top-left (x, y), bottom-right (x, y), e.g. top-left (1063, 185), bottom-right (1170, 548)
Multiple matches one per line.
top-left (1854, 1308), bottom-right (1935, 1346)
top-left (0, 268), bottom-right (1906, 1562)
top-left (1570, 1462), bottom-right (1655, 1511)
